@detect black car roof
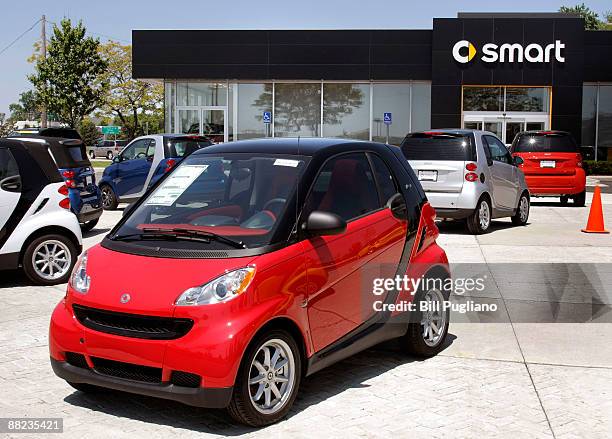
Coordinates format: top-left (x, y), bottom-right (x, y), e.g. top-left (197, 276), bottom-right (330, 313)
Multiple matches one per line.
top-left (0, 137), bottom-right (63, 183)
top-left (191, 137), bottom-right (390, 157)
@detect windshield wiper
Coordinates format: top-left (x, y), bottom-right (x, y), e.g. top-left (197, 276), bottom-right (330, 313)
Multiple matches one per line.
top-left (112, 227), bottom-right (246, 249)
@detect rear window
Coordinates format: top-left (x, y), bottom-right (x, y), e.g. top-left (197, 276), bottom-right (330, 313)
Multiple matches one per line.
top-left (401, 133), bottom-right (476, 161)
top-left (66, 146), bottom-right (87, 162)
top-left (168, 137), bottom-right (212, 157)
top-left (513, 133), bottom-right (578, 153)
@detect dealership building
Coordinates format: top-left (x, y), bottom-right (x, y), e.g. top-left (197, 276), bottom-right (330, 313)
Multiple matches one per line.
top-left (132, 13), bottom-right (612, 159)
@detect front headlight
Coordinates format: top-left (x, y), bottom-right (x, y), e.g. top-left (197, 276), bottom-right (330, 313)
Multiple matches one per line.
top-left (175, 267), bottom-right (256, 306)
top-left (70, 251), bottom-right (90, 294)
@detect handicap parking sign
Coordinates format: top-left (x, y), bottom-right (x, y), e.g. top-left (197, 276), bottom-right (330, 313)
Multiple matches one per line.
top-left (383, 112), bottom-right (392, 125)
top-left (263, 111), bottom-right (272, 124)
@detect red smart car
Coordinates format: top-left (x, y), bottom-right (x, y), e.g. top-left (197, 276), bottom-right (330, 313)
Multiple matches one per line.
top-left (510, 131), bottom-right (586, 206)
top-left (50, 138), bottom-right (450, 426)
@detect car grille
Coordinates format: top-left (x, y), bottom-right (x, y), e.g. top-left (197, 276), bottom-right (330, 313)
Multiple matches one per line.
top-left (72, 304), bottom-right (194, 340)
top-left (65, 352), bottom-right (88, 369)
top-left (91, 357), bottom-right (162, 383)
top-left (170, 371), bottom-right (201, 388)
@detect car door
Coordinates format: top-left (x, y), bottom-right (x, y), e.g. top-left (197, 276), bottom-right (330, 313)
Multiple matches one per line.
top-left (0, 148), bottom-right (21, 232)
top-left (114, 139), bottom-right (151, 197)
top-left (483, 135), bottom-right (518, 209)
top-left (302, 152), bottom-right (405, 352)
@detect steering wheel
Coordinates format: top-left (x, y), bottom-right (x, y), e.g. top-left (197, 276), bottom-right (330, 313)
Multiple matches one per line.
top-left (136, 151), bottom-right (147, 159)
top-left (262, 198), bottom-right (287, 212)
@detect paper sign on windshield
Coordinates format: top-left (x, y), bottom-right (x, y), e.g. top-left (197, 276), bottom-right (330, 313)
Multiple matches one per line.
top-left (145, 165), bottom-right (208, 206)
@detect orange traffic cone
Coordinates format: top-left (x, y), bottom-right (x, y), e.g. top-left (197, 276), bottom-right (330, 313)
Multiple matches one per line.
top-left (582, 186), bottom-right (609, 234)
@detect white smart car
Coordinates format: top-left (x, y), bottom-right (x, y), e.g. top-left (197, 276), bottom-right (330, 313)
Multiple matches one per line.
top-left (0, 137), bottom-right (82, 285)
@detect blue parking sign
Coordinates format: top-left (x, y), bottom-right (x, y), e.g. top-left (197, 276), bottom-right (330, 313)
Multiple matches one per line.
top-left (383, 112), bottom-right (392, 125)
top-left (263, 111), bottom-right (272, 124)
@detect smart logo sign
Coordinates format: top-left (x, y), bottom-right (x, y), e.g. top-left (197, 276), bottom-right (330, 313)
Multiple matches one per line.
top-left (452, 40), bottom-right (566, 64)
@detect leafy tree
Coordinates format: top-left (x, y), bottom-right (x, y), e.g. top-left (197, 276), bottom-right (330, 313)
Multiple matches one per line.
top-left (8, 90), bottom-right (41, 121)
top-left (97, 41), bottom-right (163, 140)
top-left (78, 118), bottom-right (101, 146)
top-left (29, 19), bottom-right (107, 127)
top-left (559, 4), bottom-right (603, 30)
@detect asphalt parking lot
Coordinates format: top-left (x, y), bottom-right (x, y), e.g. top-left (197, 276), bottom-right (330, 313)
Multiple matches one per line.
top-left (1, 191), bottom-right (611, 438)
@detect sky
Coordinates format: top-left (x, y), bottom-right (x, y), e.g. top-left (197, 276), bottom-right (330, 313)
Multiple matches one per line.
top-left (0, 0), bottom-right (610, 117)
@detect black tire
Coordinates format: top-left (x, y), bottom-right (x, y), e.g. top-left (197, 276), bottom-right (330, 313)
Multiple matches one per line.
top-left (560, 195), bottom-right (569, 206)
top-left (80, 218), bottom-right (99, 233)
top-left (106, 151), bottom-right (114, 160)
top-left (466, 197), bottom-right (492, 235)
top-left (573, 191), bottom-right (586, 207)
top-left (88, 150), bottom-right (95, 159)
top-left (403, 273), bottom-right (451, 358)
top-left (511, 192), bottom-right (530, 226)
top-left (100, 184), bottom-right (118, 210)
top-left (228, 330), bottom-right (301, 427)
top-left (68, 382), bottom-right (107, 393)
top-left (22, 234), bottom-right (78, 285)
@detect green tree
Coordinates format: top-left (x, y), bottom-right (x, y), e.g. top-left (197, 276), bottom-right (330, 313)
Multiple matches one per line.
top-left (559, 4), bottom-right (603, 30)
top-left (97, 41), bottom-right (163, 140)
top-left (8, 90), bottom-right (41, 121)
top-left (29, 19), bottom-right (107, 127)
top-left (78, 118), bottom-right (101, 146)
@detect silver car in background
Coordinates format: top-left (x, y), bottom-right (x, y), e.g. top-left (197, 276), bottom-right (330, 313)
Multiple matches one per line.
top-left (400, 129), bottom-right (530, 234)
top-left (87, 139), bottom-right (128, 160)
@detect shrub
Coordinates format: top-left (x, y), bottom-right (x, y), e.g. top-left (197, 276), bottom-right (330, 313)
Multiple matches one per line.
top-left (583, 160), bottom-right (612, 175)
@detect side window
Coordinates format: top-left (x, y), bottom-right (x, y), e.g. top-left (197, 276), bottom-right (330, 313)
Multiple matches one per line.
top-left (121, 139), bottom-right (149, 161)
top-left (369, 153), bottom-right (398, 206)
top-left (0, 148), bottom-right (20, 181)
top-left (484, 136), bottom-right (511, 164)
top-left (481, 136), bottom-right (493, 165)
top-left (146, 139), bottom-right (156, 157)
top-left (305, 153), bottom-right (379, 222)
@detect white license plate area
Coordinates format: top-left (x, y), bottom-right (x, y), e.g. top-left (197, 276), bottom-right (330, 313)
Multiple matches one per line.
top-left (418, 170), bottom-right (438, 181)
top-left (540, 160), bottom-right (556, 168)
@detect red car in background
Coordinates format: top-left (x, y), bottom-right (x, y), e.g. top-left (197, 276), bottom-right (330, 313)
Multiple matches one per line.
top-left (50, 138), bottom-right (450, 426)
top-left (510, 131), bottom-right (586, 206)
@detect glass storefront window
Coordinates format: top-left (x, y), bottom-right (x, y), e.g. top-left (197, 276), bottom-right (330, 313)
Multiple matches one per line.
top-left (177, 82), bottom-right (228, 106)
top-left (322, 83), bottom-right (369, 140)
top-left (411, 82), bottom-right (431, 132)
top-left (164, 82), bottom-right (175, 133)
top-left (463, 87), bottom-right (503, 112)
top-left (598, 86), bottom-right (612, 157)
top-left (581, 85), bottom-right (597, 152)
top-left (237, 84), bottom-right (272, 140)
top-left (506, 87), bottom-right (549, 112)
top-left (372, 84), bottom-right (411, 145)
top-left (274, 83), bottom-right (321, 137)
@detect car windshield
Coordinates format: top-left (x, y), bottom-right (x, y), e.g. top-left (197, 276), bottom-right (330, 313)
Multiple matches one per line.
top-left (113, 153), bottom-right (308, 249)
top-left (513, 133), bottom-right (578, 153)
top-left (401, 133), bottom-right (476, 161)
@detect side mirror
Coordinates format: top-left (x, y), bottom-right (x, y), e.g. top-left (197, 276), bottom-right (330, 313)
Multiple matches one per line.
top-left (122, 202), bottom-right (136, 218)
top-left (302, 211), bottom-right (346, 237)
top-left (386, 193), bottom-right (408, 220)
top-left (513, 156), bottom-right (524, 166)
top-left (0, 175), bottom-right (21, 192)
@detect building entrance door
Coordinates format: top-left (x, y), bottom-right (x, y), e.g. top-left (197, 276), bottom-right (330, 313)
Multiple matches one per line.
top-left (176, 107), bottom-right (227, 143)
top-left (463, 114), bottom-right (548, 145)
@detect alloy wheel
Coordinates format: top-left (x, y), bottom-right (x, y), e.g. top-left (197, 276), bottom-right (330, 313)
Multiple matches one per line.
top-left (420, 288), bottom-right (447, 347)
top-left (101, 187), bottom-right (113, 209)
top-left (478, 201), bottom-right (490, 230)
top-left (32, 239), bottom-right (71, 281)
top-left (248, 339), bottom-right (296, 415)
top-left (519, 196), bottom-right (529, 222)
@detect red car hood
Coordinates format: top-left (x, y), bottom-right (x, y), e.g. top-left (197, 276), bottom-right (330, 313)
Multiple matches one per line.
top-left (68, 244), bottom-right (257, 316)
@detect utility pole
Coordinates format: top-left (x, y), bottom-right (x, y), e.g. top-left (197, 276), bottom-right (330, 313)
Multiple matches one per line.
top-left (40, 15), bottom-right (47, 128)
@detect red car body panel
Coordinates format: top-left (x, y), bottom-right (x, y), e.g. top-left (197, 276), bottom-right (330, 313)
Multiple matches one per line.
top-left (513, 151), bottom-right (586, 195)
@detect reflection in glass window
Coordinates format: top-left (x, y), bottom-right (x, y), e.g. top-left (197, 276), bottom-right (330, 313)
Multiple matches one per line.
top-left (322, 84), bottom-right (369, 140)
top-left (372, 84), bottom-right (411, 145)
top-left (411, 83), bottom-right (431, 132)
top-left (581, 85), bottom-right (597, 150)
top-left (598, 86), bottom-right (612, 154)
top-left (238, 84), bottom-right (272, 140)
top-left (165, 82), bottom-right (175, 133)
top-left (274, 83), bottom-right (321, 137)
top-left (505, 87), bottom-right (549, 112)
top-left (177, 83), bottom-right (228, 106)
top-left (463, 87), bottom-right (503, 111)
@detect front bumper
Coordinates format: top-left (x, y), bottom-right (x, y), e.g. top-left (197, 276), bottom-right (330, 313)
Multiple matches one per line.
top-left (50, 358), bottom-right (233, 408)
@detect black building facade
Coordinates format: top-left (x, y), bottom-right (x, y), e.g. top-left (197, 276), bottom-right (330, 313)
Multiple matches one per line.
top-left (133, 13), bottom-right (612, 158)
